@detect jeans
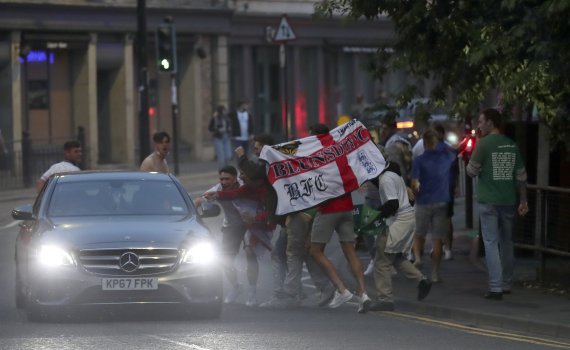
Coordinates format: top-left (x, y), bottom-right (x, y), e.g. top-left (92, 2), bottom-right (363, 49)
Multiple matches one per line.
top-left (478, 203), bottom-right (516, 292)
top-left (271, 227), bottom-right (288, 296)
top-left (213, 134), bottom-right (232, 167)
top-left (282, 212), bottom-right (331, 297)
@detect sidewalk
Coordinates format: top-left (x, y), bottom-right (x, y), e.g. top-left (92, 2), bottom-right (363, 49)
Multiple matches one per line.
top-left (1, 160), bottom-right (569, 340)
top-left (378, 229), bottom-right (570, 340)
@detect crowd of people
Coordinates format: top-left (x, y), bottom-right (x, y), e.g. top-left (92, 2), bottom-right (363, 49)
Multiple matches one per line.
top-left (195, 106), bottom-right (528, 312)
top-left (39, 105), bottom-right (527, 312)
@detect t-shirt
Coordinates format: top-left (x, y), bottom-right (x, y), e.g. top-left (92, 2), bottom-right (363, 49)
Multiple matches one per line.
top-left (377, 171), bottom-right (414, 226)
top-left (236, 111), bottom-right (249, 141)
top-left (411, 147), bottom-right (456, 205)
top-left (470, 134), bottom-right (526, 205)
top-left (40, 161), bottom-right (80, 181)
top-left (318, 193), bottom-right (353, 214)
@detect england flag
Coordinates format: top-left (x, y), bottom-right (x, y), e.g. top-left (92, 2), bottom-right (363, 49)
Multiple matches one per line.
top-left (260, 119), bottom-right (386, 215)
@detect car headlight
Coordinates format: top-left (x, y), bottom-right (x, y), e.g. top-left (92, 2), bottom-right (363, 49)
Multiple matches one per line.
top-left (37, 245), bottom-right (75, 267)
top-left (182, 242), bottom-right (217, 264)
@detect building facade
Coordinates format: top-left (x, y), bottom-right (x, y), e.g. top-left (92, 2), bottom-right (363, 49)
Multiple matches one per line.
top-left (0, 0), bottom-right (406, 175)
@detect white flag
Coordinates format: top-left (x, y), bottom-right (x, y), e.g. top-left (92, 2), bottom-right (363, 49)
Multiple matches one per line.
top-left (260, 119), bottom-right (386, 215)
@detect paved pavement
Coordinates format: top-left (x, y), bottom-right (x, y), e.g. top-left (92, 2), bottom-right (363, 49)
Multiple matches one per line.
top-left (0, 160), bottom-right (569, 340)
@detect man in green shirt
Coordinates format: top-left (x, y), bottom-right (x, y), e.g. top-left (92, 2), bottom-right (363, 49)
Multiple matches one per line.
top-left (467, 108), bottom-right (529, 300)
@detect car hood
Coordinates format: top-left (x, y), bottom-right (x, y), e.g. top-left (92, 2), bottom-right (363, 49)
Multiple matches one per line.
top-left (38, 215), bottom-right (211, 249)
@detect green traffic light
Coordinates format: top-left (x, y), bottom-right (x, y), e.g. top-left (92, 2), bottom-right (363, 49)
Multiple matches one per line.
top-left (161, 59), bottom-right (170, 70)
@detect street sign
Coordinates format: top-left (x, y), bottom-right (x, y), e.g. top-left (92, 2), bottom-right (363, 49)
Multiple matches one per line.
top-left (273, 15), bottom-right (296, 41)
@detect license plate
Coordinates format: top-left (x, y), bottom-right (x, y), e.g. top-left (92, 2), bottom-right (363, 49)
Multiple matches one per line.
top-left (102, 278), bottom-right (158, 290)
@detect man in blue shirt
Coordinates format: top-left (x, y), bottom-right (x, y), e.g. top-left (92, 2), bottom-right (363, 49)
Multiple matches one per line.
top-left (411, 128), bottom-right (456, 282)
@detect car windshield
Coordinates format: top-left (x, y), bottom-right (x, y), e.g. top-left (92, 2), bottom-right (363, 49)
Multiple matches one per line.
top-left (48, 179), bottom-right (190, 217)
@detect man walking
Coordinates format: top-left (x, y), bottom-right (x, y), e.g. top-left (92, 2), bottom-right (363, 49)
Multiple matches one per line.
top-left (235, 133), bottom-right (289, 304)
top-left (194, 165), bottom-right (247, 304)
top-left (308, 123), bottom-right (371, 313)
top-left (370, 161), bottom-right (432, 311)
top-left (467, 108), bottom-right (528, 300)
top-left (411, 128), bottom-right (456, 283)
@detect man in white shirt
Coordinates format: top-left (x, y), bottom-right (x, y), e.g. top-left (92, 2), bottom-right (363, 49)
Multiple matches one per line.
top-left (36, 140), bottom-right (82, 191)
top-left (229, 101), bottom-right (254, 155)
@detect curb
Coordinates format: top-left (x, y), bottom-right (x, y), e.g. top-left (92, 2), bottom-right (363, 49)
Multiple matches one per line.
top-left (394, 299), bottom-right (570, 340)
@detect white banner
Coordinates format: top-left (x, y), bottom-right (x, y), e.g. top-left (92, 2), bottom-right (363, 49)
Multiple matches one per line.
top-left (260, 119), bottom-right (386, 215)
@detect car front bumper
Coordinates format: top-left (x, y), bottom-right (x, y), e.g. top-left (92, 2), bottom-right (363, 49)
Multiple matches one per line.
top-left (29, 262), bottom-right (223, 307)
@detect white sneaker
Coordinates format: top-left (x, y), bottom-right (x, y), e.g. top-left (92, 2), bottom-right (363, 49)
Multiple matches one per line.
top-left (317, 287), bottom-right (336, 307)
top-left (431, 270), bottom-right (442, 283)
top-left (444, 249), bottom-right (454, 261)
top-left (357, 293), bottom-right (372, 314)
top-left (364, 260), bottom-right (375, 276)
top-left (328, 289), bottom-right (353, 309)
top-left (224, 284), bottom-right (243, 304)
top-left (245, 288), bottom-right (258, 307)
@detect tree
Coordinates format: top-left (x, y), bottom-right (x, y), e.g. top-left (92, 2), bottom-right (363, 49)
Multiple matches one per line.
top-left (315, 0), bottom-right (570, 147)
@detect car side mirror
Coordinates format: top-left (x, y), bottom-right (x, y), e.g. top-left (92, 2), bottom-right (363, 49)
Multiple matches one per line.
top-left (198, 202), bottom-right (221, 218)
top-left (12, 204), bottom-right (35, 221)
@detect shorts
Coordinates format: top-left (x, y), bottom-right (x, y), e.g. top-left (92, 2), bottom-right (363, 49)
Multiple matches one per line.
top-left (414, 202), bottom-right (448, 240)
top-left (311, 211), bottom-right (356, 243)
top-left (447, 197), bottom-right (455, 218)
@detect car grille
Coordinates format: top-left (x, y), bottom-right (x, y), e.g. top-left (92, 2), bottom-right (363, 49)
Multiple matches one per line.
top-left (78, 248), bottom-right (179, 276)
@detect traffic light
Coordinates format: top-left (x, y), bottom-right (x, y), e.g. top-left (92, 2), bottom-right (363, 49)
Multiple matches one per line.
top-left (156, 23), bottom-right (176, 72)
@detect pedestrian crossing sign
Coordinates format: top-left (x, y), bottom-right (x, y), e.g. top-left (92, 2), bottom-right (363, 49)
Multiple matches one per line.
top-left (273, 15), bottom-right (296, 42)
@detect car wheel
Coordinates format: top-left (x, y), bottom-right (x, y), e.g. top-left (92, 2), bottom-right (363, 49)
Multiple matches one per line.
top-left (26, 305), bottom-right (46, 322)
top-left (26, 291), bottom-right (48, 322)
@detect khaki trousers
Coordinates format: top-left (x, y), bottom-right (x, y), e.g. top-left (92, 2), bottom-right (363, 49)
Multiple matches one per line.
top-left (373, 231), bottom-right (424, 302)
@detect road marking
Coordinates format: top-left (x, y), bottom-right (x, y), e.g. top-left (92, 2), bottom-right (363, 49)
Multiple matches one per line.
top-left (148, 335), bottom-right (212, 350)
top-left (384, 311), bottom-right (570, 349)
top-left (301, 265), bottom-right (569, 348)
top-left (0, 221), bottom-right (18, 230)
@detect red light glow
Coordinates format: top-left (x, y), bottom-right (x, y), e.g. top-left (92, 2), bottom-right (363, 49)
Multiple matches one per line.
top-left (294, 92), bottom-right (309, 138)
top-left (397, 121), bottom-right (414, 129)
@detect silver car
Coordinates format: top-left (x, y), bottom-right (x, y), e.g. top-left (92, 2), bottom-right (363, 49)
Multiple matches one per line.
top-left (12, 171), bottom-right (223, 321)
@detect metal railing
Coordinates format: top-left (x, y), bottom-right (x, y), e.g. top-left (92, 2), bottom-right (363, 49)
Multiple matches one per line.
top-left (453, 161), bottom-right (568, 282)
top-left (0, 129), bottom-right (87, 190)
top-left (514, 185), bottom-right (570, 281)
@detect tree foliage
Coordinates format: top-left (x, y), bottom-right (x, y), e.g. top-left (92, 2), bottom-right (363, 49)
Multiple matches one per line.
top-left (315, 0), bottom-right (570, 146)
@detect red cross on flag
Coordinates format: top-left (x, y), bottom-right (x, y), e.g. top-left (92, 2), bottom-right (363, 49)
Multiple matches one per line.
top-left (260, 119), bottom-right (386, 215)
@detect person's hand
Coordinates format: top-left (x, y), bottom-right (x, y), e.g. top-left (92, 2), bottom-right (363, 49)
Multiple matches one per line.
top-left (203, 191), bottom-right (218, 200)
top-left (518, 201), bottom-right (529, 216)
top-left (193, 196), bottom-right (205, 207)
top-left (234, 146), bottom-right (245, 158)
